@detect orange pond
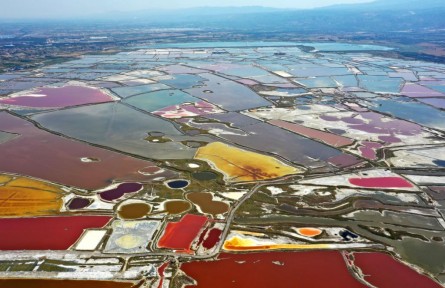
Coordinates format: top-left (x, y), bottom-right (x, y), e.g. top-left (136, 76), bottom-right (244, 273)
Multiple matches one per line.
top-left (186, 192), bottom-right (229, 216)
top-left (0, 175), bottom-right (64, 217)
top-left (157, 214), bottom-right (207, 253)
top-left (181, 251), bottom-right (367, 288)
top-left (0, 112), bottom-right (173, 190)
top-left (296, 227), bottom-right (323, 237)
top-left (195, 142), bottom-right (302, 183)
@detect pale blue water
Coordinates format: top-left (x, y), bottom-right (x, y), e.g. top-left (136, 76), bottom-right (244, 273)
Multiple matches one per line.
top-left (358, 75), bottom-right (403, 93)
top-left (296, 77), bottom-right (338, 88)
top-left (373, 97), bottom-right (445, 130)
top-left (124, 89), bottom-right (199, 112)
top-left (160, 74), bottom-right (205, 89)
top-left (111, 83), bottom-right (171, 98)
top-left (145, 42), bottom-right (393, 51)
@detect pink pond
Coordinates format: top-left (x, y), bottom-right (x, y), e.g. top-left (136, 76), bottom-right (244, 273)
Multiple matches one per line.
top-left (349, 177), bottom-right (414, 188)
top-left (270, 119), bottom-right (354, 147)
top-left (320, 111), bottom-right (422, 144)
top-left (358, 141), bottom-right (383, 160)
top-left (401, 83), bottom-right (445, 98)
top-left (418, 98), bottom-right (445, 109)
top-left (328, 154), bottom-right (364, 168)
top-left (0, 85), bottom-right (114, 108)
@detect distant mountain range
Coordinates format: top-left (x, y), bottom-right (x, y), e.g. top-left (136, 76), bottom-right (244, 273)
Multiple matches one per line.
top-left (96, 0), bottom-right (444, 33)
top-left (4, 0), bottom-right (442, 36)
top-left (324, 0), bottom-right (445, 10)
top-left (108, 0), bottom-right (444, 18)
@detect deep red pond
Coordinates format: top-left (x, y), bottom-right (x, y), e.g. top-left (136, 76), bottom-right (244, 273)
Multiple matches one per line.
top-left (181, 251), bottom-right (367, 288)
top-left (0, 216), bottom-right (111, 250)
top-left (353, 252), bottom-right (442, 288)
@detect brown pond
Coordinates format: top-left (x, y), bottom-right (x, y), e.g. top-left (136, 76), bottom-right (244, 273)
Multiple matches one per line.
top-left (164, 200), bottom-right (192, 214)
top-left (118, 202), bottom-right (152, 219)
top-left (186, 192), bottom-right (229, 216)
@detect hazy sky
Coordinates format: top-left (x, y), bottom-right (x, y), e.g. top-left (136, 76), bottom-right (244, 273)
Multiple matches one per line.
top-left (0, 0), bottom-right (373, 19)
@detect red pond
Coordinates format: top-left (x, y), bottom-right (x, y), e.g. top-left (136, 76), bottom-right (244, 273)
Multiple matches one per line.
top-left (349, 177), bottom-right (414, 188)
top-left (181, 251), bottom-right (366, 288)
top-left (156, 263), bottom-right (169, 288)
top-left (0, 85), bottom-right (114, 108)
top-left (352, 252), bottom-right (442, 288)
top-left (157, 214), bottom-right (207, 254)
top-left (202, 228), bottom-right (222, 249)
top-left (0, 216), bottom-right (111, 250)
top-left (182, 251), bottom-right (440, 288)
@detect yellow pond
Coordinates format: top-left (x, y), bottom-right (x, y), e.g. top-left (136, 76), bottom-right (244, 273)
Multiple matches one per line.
top-left (223, 236), bottom-right (330, 251)
top-left (0, 174), bottom-right (64, 217)
top-left (115, 235), bottom-right (145, 249)
top-left (195, 142), bottom-right (302, 183)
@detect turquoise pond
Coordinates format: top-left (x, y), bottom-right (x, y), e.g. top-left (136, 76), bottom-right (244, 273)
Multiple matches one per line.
top-left (124, 89), bottom-right (199, 112)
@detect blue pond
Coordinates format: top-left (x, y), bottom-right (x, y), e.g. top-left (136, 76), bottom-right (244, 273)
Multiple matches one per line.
top-left (340, 230), bottom-right (359, 241)
top-left (167, 180), bottom-right (190, 189)
top-left (433, 160), bottom-right (445, 167)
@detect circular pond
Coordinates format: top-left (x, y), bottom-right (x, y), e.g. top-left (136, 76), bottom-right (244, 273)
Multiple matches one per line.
top-left (164, 200), bottom-right (192, 214)
top-left (166, 179), bottom-right (189, 189)
top-left (117, 200), bottom-right (152, 219)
